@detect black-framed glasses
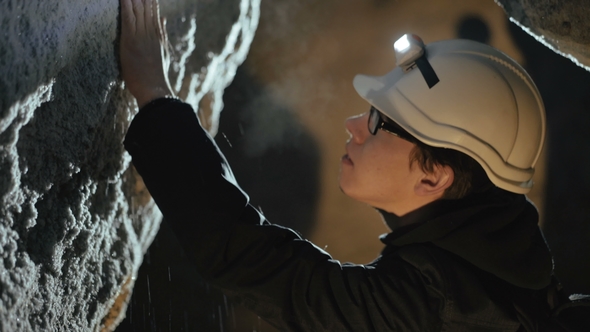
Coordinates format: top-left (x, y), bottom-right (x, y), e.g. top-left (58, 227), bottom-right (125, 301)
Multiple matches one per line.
top-left (368, 106), bottom-right (415, 142)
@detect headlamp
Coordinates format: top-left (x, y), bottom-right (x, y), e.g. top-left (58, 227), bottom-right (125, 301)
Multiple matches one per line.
top-left (393, 34), bottom-right (439, 89)
top-left (394, 34), bottom-right (425, 70)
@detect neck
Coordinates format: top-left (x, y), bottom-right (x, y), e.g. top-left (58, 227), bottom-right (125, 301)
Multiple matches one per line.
top-left (378, 194), bottom-right (443, 218)
top-left (378, 198), bottom-right (452, 232)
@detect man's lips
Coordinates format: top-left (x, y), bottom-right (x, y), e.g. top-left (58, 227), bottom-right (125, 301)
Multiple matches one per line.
top-left (341, 154), bottom-right (353, 166)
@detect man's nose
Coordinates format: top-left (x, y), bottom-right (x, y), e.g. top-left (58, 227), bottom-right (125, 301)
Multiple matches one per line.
top-left (345, 112), bottom-right (369, 144)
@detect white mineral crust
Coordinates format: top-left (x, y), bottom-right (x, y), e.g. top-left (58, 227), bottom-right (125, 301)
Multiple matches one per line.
top-left (0, 0), bottom-right (259, 330)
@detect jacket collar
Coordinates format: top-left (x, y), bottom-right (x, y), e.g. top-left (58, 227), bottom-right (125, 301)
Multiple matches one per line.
top-left (378, 198), bottom-right (453, 239)
top-left (377, 188), bottom-right (553, 290)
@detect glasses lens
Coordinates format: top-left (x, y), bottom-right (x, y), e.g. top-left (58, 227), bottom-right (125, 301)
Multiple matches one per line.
top-left (367, 107), bottom-right (415, 141)
top-left (368, 107), bottom-right (380, 135)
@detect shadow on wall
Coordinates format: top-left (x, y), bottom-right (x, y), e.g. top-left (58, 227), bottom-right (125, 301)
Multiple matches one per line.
top-left (116, 66), bottom-right (320, 331)
top-left (507, 22), bottom-right (590, 295)
top-left (215, 66), bottom-right (321, 236)
top-left (456, 16), bottom-right (491, 44)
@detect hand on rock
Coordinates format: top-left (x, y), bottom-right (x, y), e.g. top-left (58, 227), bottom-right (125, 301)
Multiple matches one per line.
top-left (120, 0), bottom-right (175, 108)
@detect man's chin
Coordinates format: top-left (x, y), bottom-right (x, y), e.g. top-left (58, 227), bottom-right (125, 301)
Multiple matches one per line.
top-left (338, 180), bottom-right (356, 200)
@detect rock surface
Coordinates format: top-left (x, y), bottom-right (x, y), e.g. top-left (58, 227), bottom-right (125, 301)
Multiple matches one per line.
top-left (0, 0), bottom-right (259, 330)
top-left (496, 0), bottom-right (590, 71)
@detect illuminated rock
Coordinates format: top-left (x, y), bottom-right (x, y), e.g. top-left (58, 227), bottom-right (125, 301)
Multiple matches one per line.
top-left (0, 0), bottom-right (259, 330)
top-left (496, 0), bottom-right (590, 71)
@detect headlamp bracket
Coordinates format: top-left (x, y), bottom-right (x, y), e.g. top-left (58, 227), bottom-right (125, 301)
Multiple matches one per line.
top-left (394, 34), bottom-right (440, 89)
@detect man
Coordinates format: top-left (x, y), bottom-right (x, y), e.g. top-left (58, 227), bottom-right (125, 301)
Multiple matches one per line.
top-left (120, 0), bottom-right (569, 330)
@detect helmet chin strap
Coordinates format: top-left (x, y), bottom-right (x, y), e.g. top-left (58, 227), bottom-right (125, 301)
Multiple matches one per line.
top-left (415, 55), bottom-right (440, 89)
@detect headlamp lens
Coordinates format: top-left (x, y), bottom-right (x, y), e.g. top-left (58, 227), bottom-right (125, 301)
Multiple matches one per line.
top-left (394, 34), bottom-right (425, 69)
top-left (394, 35), bottom-right (411, 52)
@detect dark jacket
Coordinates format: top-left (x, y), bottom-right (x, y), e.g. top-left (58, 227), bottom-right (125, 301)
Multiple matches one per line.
top-left (124, 98), bottom-right (556, 331)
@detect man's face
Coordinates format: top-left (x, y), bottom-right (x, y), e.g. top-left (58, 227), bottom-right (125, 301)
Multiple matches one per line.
top-left (339, 111), bottom-right (425, 214)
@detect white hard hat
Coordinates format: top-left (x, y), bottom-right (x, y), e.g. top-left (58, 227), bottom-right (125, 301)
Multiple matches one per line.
top-left (353, 34), bottom-right (545, 194)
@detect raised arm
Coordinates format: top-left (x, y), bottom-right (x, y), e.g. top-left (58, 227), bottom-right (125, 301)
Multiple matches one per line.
top-left (119, 1), bottom-right (444, 330)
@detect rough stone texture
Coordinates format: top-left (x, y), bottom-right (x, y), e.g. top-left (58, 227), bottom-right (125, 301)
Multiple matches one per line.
top-left (0, 0), bottom-right (259, 330)
top-left (496, 0), bottom-right (590, 71)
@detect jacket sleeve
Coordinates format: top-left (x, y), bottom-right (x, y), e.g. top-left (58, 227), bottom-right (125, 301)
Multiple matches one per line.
top-left (123, 98), bottom-right (445, 331)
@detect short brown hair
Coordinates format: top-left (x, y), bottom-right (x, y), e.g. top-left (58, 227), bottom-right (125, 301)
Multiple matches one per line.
top-left (409, 141), bottom-right (492, 199)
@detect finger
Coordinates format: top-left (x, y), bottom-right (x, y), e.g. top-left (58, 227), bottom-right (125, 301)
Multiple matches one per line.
top-left (132, 0), bottom-right (145, 35)
top-left (143, 0), bottom-right (155, 36)
top-left (120, 0), bottom-right (136, 35)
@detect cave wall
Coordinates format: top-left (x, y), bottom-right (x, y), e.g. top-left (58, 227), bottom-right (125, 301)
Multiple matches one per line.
top-left (0, 0), bottom-right (259, 330)
top-left (496, 0), bottom-right (590, 71)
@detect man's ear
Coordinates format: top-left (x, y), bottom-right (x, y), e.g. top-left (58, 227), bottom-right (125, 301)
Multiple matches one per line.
top-left (414, 164), bottom-right (454, 197)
